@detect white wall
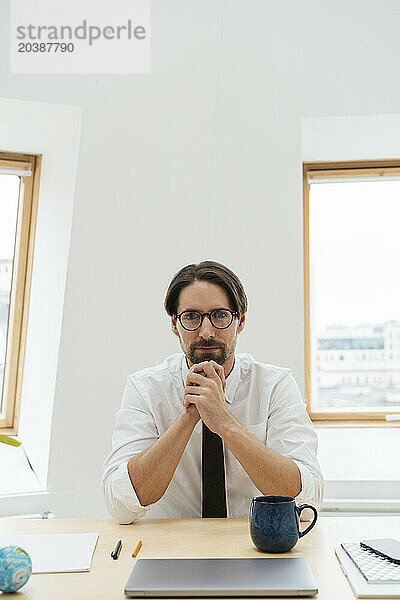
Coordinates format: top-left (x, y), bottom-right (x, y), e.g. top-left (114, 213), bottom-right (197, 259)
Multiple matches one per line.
top-left (1, 0), bottom-right (400, 516)
top-left (0, 98), bottom-right (82, 489)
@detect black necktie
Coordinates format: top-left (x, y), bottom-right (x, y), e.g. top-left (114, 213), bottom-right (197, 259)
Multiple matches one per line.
top-left (202, 422), bottom-right (227, 518)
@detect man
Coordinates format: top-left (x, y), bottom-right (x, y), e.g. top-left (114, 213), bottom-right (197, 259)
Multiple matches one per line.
top-left (102, 261), bottom-right (323, 524)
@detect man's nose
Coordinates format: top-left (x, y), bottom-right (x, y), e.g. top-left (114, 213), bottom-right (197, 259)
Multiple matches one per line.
top-left (198, 315), bottom-right (215, 339)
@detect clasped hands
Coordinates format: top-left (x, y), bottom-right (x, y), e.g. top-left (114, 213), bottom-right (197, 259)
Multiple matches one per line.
top-left (183, 360), bottom-right (233, 435)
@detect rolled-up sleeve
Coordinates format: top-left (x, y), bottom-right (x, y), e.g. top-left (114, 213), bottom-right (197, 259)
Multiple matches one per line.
top-left (266, 371), bottom-right (324, 519)
top-left (102, 377), bottom-right (159, 524)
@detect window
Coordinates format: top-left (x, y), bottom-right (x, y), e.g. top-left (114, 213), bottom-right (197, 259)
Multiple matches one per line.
top-left (304, 161), bottom-right (400, 423)
top-left (0, 152), bottom-right (41, 432)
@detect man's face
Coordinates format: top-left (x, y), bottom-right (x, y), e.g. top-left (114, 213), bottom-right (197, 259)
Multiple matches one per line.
top-left (171, 280), bottom-right (245, 370)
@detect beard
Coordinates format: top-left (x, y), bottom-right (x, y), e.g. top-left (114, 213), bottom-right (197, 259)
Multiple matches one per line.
top-left (181, 338), bottom-right (235, 366)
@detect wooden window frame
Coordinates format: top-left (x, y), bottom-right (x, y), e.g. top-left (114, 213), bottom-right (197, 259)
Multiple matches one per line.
top-left (0, 150), bottom-right (41, 433)
top-left (303, 159), bottom-right (400, 427)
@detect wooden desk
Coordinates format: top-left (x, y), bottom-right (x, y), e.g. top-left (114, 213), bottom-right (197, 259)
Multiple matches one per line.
top-left (1, 516), bottom-right (400, 599)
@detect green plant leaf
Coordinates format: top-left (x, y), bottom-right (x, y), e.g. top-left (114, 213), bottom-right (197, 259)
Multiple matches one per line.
top-left (0, 434), bottom-right (21, 447)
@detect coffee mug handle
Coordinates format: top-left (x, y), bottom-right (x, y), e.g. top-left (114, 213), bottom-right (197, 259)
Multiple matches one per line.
top-left (296, 504), bottom-right (318, 538)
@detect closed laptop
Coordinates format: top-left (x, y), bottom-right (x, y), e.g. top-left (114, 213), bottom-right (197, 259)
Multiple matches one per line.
top-left (124, 557), bottom-right (318, 597)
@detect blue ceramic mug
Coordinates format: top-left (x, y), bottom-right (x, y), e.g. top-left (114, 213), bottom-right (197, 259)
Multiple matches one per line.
top-left (249, 495), bottom-right (318, 553)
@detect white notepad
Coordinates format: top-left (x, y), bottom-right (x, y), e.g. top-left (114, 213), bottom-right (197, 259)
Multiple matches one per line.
top-left (0, 532), bottom-right (99, 573)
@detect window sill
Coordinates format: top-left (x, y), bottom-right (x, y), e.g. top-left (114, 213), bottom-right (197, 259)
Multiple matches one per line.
top-left (317, 427), bottom-right (400, 486)
top-left (314, 420), bottom-right (400, 428)
top-left (0, 441), bottom-right (44, 495)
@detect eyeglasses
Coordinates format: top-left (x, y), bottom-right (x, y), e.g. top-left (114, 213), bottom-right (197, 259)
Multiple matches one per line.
top-left (175, 308), bottom-right (237, 331)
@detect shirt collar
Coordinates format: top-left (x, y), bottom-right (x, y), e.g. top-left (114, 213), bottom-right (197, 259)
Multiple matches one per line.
top-left (180, 354), bottom-right (240, 405)
top-left (225, 357), bottom-right (240, 404)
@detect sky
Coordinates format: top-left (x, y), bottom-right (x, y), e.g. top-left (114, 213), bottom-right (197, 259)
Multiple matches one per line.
top-left (0, 174), bottom-right (20, 260)
top-left (309, 180), bottom-right (400, 331)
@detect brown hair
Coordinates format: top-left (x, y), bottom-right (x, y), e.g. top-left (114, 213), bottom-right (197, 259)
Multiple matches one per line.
top-left (164, 261), bottom-right (248, 318)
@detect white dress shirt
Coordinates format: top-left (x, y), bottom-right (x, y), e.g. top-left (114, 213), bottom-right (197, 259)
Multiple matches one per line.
top-left (102, 353), bottom-right (324, 524)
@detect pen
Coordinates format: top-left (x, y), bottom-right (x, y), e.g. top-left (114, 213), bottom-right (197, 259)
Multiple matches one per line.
top-left (132, 540), bottom-right (142, 558)
top-left (385, 414), bottom-right (400, 421)
top-left (111, 539), bottom-right (122, 560)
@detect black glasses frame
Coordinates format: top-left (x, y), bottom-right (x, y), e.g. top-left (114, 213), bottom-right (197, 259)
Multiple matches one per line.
top-left (175, 309), bottom-right (238, 331)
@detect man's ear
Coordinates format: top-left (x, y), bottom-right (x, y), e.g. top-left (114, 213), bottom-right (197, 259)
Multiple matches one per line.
top-left (237, 313), bottom-right (246, 334)
top-left (171, 316), bottom-right (179, 338)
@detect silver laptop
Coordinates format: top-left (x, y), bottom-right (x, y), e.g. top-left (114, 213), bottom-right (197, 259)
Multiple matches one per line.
top-left (335, 544), bottom-right (400, 598)
top-left (124, 557), bottom-right (318, 597)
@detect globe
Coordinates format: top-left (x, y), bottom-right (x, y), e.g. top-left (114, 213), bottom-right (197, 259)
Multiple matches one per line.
top-left (0, 545), bottom-right (32, 593)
